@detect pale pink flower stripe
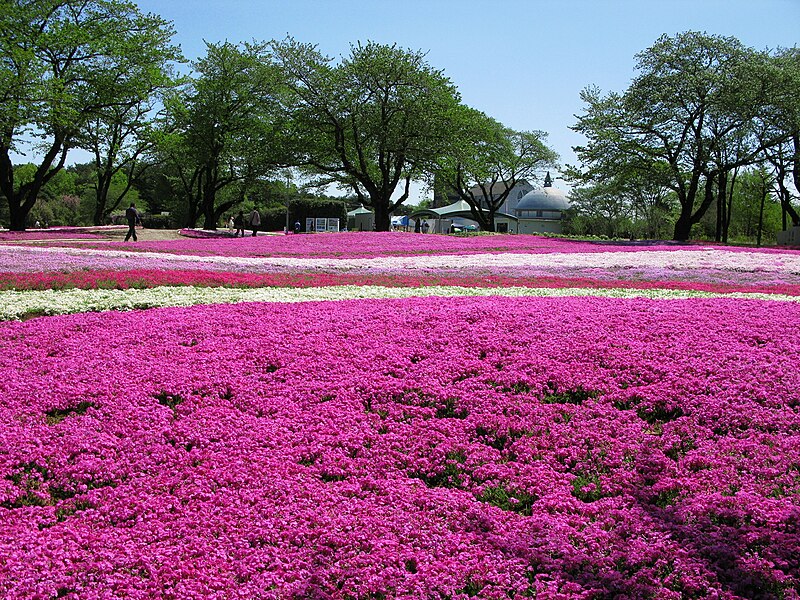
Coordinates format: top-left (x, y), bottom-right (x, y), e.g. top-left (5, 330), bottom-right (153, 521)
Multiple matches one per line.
top-left (43, 231), bottom-right (800, 258)
top-left (1, 296), bottom-right (799, 598)
top-left (0, 231), bottom-right (103, 241)
top-left (3, 244), bottom-right (800, 281)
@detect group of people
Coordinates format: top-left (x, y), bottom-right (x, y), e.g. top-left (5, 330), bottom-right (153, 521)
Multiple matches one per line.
top-left (227, 209), bottom-right (261, 237)
top-left (226, 209), bottom-right (303, 236)
top-left (122, 202), bottom-right (307, 241)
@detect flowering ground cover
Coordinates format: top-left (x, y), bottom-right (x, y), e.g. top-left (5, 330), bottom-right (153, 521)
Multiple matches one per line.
top-left (3, 241), bottom-right (800, 300)
top-left (1, 297), bottom-right (799, 599)
top-left (40, 231), bottom-right (800, 259)
top-left (0, 231), bottom-right (106, 241)
top-left (1, 233), bottom-right (800, 599)
top-left (4, 267), bottom-right (800, 299)
top-left (3, 284), bottom-right (799, 322)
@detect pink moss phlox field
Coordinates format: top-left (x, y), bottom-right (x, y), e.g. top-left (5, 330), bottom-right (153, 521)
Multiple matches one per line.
top-left (4, 243), bottom-right (800, 295)
top-left (42, 231), bottom-right (800, 258)
top-left (0, 231), bottom-right (104, 241)
top-left (1, 296), bottom-right (799, 598)
top-left (3, 268), bottom-right (800, 297)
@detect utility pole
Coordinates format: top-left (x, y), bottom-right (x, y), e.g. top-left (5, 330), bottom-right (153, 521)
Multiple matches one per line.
top-left (284, 172), bottom-right (291, 234)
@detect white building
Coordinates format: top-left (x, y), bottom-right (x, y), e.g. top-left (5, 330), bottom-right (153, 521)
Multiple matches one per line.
top-left (514, 173), bottom-right (570, 234)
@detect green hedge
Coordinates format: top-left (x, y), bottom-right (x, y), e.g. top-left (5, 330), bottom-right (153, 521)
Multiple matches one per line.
top-left (260, 198), bottom-right (347, 232)
top-left (141, 214), bottom-right (175, 229)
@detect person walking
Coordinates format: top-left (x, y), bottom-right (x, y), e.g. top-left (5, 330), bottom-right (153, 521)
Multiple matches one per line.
top-left (294, 220), bottom-right (301, 234)
top-left (124, 202), bottom-right (142, 242)
top-left (234, 210), bottom-right (245, 237)
top-left (249, 207), bottom-right (261, 236)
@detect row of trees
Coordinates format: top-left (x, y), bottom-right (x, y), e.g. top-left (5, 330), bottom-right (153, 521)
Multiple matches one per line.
top-left (5, 4), bottom-right (797, 241)
top-left (1, 0), bottom-right (558, 232)
top-left (569, 32), bottom-right (800, 241)
top-left (565, 167), bottom-right (786, 245)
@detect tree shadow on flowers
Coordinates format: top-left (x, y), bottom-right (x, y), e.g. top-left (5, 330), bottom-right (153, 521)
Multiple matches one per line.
top-left (636, 493), bottom-right (800, 599)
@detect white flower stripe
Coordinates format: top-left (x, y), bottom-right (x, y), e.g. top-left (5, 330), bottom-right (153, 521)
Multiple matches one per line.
top-left (1, 285), bottom-right (797, 320)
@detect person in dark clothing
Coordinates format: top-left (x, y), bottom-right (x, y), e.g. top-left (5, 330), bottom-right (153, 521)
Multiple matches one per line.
top-left (249, 208), bottom-right (261, 236)
top-left (234, 210), bottom-right (245, 237)
top-left (294, 220), bottom-right (301, 234)
top-left (124, 203), bottom-right (142, 242)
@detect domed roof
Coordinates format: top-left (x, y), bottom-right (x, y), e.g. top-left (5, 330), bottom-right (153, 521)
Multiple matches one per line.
top-left (515, 173), bottom-right (570, 212)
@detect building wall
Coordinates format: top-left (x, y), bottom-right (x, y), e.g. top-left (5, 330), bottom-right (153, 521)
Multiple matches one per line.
top-left (518, 218), bottom-right (563, 235)
top-left (496, 183), bottom-right (534, 214)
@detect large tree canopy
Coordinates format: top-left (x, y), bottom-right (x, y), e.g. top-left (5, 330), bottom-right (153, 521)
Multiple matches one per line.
top-left (271, 39), bottom-right (462, 231)
top-left (572, 32), bottom-right (792, 241)
top-left (761, 47), bottom-right (800, 227)
top-left (157, 41), bottom-right (288, 229)
top-left (0, 0), bottom-right (179, 230)
top-left (77, 51), bottom-right (179, 225)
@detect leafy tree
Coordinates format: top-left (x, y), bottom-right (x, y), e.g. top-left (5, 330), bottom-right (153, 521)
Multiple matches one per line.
top-left (128, 160), bottom-right (176, 215)
top-left (157, 41), bottom-right (287, 229)
top-left (271, 39), bottom-right (461, 231)
top-left (78, 68), bottom-right (179, 225)
top-left (760, 47), bottom-right (800, 229)
top-left (566, 182), bottom-right (631, 238)
top-left (436, 107), bottom-right (557, 231)
top-left (0, 0), bottom-right (178, 230)
top-left (572, 32), bottom-right (785, 241)
top-left (728, 168), bottom-right (781, 244)
top-left (13, 163), bottom-right (83, 226)
top-left (764, 139), bottom-right (800, 228)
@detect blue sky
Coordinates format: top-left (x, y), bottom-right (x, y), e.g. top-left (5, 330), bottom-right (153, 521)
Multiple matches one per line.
top-left (97, 1), bottom-right (800, 200)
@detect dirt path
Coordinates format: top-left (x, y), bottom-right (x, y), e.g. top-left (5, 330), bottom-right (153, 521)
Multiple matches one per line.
top-left (96, 227), bottom-right (186, 242)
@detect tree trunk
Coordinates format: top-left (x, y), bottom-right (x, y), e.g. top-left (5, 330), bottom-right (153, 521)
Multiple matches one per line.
top-left (776, 178), bottom-right (800, 226)
top-left (186, 192), bottom-right (199, 229)
top-left (756, 175), bottom-right (766, 248)
top-left (8, 195), bottom-right (34, 231)
top-left (715, 171), bottom-right (727, 243)
top-left (92, 200), bottom-right (105, 226)
top-left (471, 208), bottom-right (491, 232)
top-left (723, 168), bottom-right (737, 244)
top-left (201, 190), bottom-right (217, 230)
top-left (201, 214), bottom-right (217, 230)
top-left (673, 211), bottom-right (693, 242)
top-left (720, 173), bottom-right (725, 242)
top-left (671, 169), bottom-right (703, 241)
top-left (373, 199), bottom-right (391, 232)
top-left (485, 210), bottom-right (496, 232)
top-left (673, 183), bottom-right (707, 242)
top-left (1, 137), bottom-right (67, 230)
top-left (93, 171), bottom-right (112, 226)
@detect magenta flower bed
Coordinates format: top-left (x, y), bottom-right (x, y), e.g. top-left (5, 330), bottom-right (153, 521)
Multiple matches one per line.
top-left (43, 231), bottom-right (800, 259)
top-left (0, 231), bottom-right (105, 241)
top-left (4, 243), bottom-right (800, 295)
top-left (1, 296), bottom-right (799, 598)
top-left (3, 267), bottom-right (800, 297)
